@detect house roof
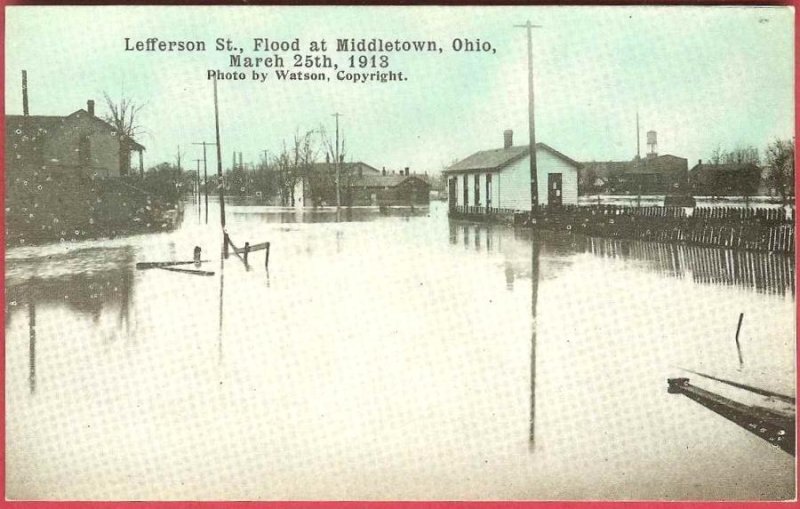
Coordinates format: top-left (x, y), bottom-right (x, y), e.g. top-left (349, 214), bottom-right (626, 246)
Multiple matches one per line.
top-left (6, 110), bottom-right (145, 151)
top-left (626, 154), bottom-right (688, 175)
top-left (353, 174), bottom-right (430, 188)
top-left (310, 161), bottom-right (380, 173)
top-left (444, 142), bottom-right (581, 174)
top-left (67, 109), bottom-right (146, 151)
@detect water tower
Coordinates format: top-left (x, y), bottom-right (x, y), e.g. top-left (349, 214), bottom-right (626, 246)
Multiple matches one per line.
top-left (646, 130), bottom-right (658, 158)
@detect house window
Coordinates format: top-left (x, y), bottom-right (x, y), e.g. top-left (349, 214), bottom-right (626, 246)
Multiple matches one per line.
top-left (474, 174), bottom-right (480, 206)
top-left (78, 135), bottom-right (91, 167)
top-left (463, 174), bottom-right (468, 205)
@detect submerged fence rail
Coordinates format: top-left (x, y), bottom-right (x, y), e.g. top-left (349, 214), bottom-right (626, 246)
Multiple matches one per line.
top-left (450, 204), bottom-right (795, 254)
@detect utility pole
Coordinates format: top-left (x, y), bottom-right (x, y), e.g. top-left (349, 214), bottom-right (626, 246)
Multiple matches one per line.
top-left (213, 76), bottom-right (226, 229)
top-left (193, 141), bottom-right (217, 224)
top-left (332, 112), bottom-right (342, 210)
top-left (514, 20), bottom-right (541, 211)
top-left (636, 111), bottom-right (641, 159)
top-left (194, 159), bottom-right (202, 220)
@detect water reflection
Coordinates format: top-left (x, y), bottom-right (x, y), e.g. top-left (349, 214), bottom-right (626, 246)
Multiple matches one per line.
top-left (447, 222), bottom-right (794, 297)
top-left (228, 205), bottom-right (430, 224)
top-left (530, 240), bottom-right (540, 449)
top-left (6, 247), bottom-right (135, 395)
top-left (28, 302), bottom-right (36, 394)
top-left (6, 246), bottom-right (136, 324)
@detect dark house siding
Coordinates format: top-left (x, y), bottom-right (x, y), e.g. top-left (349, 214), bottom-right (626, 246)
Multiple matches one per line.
top-left (689, 163), bottom-right (761, 196)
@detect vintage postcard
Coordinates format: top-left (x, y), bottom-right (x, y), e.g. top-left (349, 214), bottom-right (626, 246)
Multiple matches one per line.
top-left (3, 5), bottom-right (795, 501)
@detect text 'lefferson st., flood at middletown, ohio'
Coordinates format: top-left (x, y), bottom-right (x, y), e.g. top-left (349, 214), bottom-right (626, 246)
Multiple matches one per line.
top-left (123, 37), bottom-right (498, 83)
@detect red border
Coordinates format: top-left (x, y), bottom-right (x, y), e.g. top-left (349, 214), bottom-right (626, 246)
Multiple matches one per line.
top-left (0, 1), bottom-right (797, 507)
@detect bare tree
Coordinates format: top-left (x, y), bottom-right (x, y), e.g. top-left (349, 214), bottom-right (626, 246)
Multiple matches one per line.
top-left (722, 145), bottom-right (760, 165)
top-left (103, 92), bottom-right (146, 178)
top-left (708, 144), bottom-right (723, 165)
top-left (320, 126), bottom-right (350, 206)
top-left (765, 138), bottom-right (795, 206)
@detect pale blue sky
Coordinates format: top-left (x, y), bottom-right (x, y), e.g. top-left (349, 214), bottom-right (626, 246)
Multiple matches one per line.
top-left (5, 6), bottom-right (794, 173)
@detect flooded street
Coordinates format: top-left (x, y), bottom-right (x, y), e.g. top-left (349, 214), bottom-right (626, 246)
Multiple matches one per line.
top-left (5, 199), bottom-right (795, 500)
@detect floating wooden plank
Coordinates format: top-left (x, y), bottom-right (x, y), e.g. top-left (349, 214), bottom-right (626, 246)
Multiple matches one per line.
top-left (136, 260), bottom-right (209, 270)
top-left (668, 378), bottom-right (795, 456)
top-left (157, 266), bottom-right (215, 276)
top-left (680, 368), bottom-right (795, 405)
top-left (234, 241), bottom-right (270, 254)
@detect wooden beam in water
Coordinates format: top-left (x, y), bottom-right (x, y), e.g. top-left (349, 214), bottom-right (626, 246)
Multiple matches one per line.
top-left (234, 241), bottom-right (269, 254)
top-left (136, 260), bottom-right (210, 270)
top-left (157, 266), bottom-right (215, 276)
top-left (668, 377), bottom-right (794, 455)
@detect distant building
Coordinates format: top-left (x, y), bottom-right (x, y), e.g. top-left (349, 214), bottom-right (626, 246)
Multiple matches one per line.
top-left (581, 154), bottom-right (689, 195)
top-left (292, 161), bottom-right (429, 206)
top-left (349, 170), bottom-right (431, 206)
top-left (443, 130), bottom-right (581, 211)
top-left (689, 161), bottom-right (761, 197)
top-left (6, 100), bottom-right (145, 178)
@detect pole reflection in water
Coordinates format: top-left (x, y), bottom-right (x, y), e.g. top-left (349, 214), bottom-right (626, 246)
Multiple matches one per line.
top-left (28, 301), bottom-right (36, 394)
top-left (218, 246), bottom-right (225, 364)
top-left (530, 238), bottom-right (540, 449)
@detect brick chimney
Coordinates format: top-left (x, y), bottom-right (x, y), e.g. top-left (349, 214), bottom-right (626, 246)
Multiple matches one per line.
top-left (503, 129), bottom-right (513, 149)
top-left (87, 100), bottom-right (95, 117)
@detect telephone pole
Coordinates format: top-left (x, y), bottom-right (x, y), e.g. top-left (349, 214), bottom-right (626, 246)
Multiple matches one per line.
top-left (332, 112), bottom-right (343, 210)
top-left (193, 141), bottom-right (217, 224)
top-left (514, 20), bottom-right (541, 211)
top-left (213, 77), bottom-right (226, 229)
top-left (194, 159), bottom-right (202, 220)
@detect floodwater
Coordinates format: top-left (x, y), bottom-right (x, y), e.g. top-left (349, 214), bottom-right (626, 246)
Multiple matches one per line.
top-left (5, 199), bottom-right (796, 501)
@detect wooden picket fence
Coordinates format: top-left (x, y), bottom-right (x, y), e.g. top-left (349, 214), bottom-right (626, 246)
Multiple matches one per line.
top-left (520, 205), bottom-right (794, 254)
top-left (450, 204), bottom-right (794, 254)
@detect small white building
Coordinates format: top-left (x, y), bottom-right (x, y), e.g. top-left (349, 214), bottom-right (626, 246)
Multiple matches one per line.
top-left (444, 130), bottom-right (581, 211)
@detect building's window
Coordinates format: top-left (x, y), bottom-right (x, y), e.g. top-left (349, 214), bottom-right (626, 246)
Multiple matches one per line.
top-left (463, 174), bottom-right (468, 205)
top-left (78, 135), bottom-right (91, 167)
top-left (474, 174), bottom-right (480, 206)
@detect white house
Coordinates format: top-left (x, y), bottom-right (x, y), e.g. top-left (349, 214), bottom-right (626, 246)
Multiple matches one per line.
top-left (443, 130), bottom-right (581, 212)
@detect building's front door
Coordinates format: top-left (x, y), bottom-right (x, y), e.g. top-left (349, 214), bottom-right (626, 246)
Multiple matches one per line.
top-left (448, 178), bottom-right (457, 212)
top-left (548, 173), bottom-right (562, 207)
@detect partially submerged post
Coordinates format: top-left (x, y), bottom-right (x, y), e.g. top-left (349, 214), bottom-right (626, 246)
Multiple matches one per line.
top-left (735, 312), bottom-right (745, 367)
top-left (265, 242), bottom-right (271, 270)
top-left (243, 242), bottom-right (250, 266)
top-left (193, 246), bottom-right (202, 266)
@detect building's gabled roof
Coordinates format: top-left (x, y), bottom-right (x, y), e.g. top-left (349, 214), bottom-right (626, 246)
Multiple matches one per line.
top-left (66, 109), bottom-right (146, 151)
top-left (444, 142), bottom-right (581, 174)
top-left (626, 154), bottom-right (688, 175)
top-left (310, 161), bottom-right (380, 173)
top-left (6, 109), bottom-right (145, 152)
top-left (7, 115), bottom-right (69, 134)
top-left (353, 174), bottom-right (430, 188)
